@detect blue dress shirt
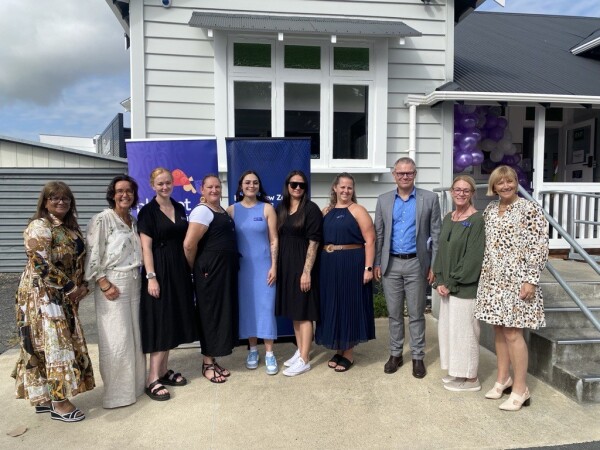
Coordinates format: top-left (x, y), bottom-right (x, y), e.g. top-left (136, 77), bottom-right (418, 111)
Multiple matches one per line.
top-left (391, 188), bottom-right (417, 254)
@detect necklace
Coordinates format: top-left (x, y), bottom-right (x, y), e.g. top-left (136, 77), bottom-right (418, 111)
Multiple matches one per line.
top-left (452, 208), bottom-right (472, 221)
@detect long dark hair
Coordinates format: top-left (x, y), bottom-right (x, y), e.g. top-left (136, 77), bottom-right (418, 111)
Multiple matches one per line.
top-left (106, 175), bottom-right (139, 209)
top-left (31, 181), bottom-right (80, 232)
top-left (235, 170), bottom-right (271, 204)
top-left (277, 170), bottom-right (309, 231)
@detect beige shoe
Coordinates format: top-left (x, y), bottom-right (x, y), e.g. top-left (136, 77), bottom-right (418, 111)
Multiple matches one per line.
top-left (499, 388), bottom-right (531, 411)
top-left (484, 376), bottom-right (513, 399)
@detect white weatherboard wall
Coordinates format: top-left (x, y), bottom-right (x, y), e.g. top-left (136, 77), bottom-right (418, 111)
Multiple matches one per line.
top-left (129, 0), bottom-right (452, 208)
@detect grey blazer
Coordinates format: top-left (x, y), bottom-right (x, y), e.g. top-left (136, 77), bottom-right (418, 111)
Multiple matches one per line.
top-left (374, 187), bottom-right (442, 278)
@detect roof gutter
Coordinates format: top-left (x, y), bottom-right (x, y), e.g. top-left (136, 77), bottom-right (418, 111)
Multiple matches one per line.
top-left (405, 91), bottom-right (600, 107)
top-left (571, 36), bottom-right (600, 55)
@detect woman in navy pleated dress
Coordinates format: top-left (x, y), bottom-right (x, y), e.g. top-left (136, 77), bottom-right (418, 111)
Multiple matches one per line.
top-left (315, 172), bottom-right (376, 371)
top-left (227, 171), bottom-right (279, 375)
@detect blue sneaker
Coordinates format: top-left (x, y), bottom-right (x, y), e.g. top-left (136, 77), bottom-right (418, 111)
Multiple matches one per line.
top-left (246, 350), bottom-right (259, 369)
top-left (265, 354), bottom-right (279, 375)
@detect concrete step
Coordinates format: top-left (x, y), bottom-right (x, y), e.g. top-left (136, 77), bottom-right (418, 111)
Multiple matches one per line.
top-left (529, 327), bottom-right (600, 403)
top-left (540, 281), bottom-right (600, 305)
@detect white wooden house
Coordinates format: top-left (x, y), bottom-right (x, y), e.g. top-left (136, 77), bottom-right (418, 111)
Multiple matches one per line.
top-left (106, 1), bottom-right (600, 248)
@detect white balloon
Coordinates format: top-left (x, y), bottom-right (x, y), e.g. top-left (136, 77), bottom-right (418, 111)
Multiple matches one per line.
top-left (481, 138), bottom-right (497, 152)
top-left (460, 104), bottom-right (477, 114)
top-left (503, 130), bottom-right (513, 141)
top-left (498, 138), bottom-right (512, 153)
top-left (490, 149), bottom-right (504, 162)
top-left (505, 144), bottom-right (518, 156)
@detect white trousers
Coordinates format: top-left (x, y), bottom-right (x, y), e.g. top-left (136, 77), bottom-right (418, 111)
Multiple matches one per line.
top-left (438, 295), bottom-right (480, 379)
top-left (94, 269), bottom-right (146, 408)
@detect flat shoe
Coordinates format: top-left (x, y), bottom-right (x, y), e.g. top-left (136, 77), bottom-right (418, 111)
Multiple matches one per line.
top-left (328, 354), bottom-right (343, 369)
top-left (485, 376), bottom-right (513, 399)
top-left (334, 356), bottom-right (354, 372)
top-left (35, 404), bottom-right (53, 414)
top-left (145, 379), bottom-right (171, 401)
top-left (159, 369), bottom-right (187, 386)
top-left (50, 408), bottom-right (85, 423)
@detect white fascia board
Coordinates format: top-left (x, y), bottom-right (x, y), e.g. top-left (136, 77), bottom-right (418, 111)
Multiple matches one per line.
top-left (104, 0), bottom-right (130, 35)
top-left (571, 37), bottom-right (600, 55)
top-left (406, 91), bottom-right (600, 107)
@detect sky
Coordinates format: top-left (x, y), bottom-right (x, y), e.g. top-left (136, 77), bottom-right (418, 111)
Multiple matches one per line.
top-left (0, 0), bottom-right (599, 144)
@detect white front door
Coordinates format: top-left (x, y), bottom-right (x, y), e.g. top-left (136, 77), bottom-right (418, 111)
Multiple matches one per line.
top-left (564, 119), bottom-right (595, 182)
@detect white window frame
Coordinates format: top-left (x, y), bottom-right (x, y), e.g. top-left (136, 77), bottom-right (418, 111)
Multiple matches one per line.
top-left (215, 32), bottom-right (389, 173)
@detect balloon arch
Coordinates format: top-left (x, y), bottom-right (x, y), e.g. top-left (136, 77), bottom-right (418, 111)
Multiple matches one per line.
top-left (453, 104), bottom-right (529, 188)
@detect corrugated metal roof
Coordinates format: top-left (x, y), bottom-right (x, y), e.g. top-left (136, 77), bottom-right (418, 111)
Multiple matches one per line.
top-left (449, 12), bottom-right (600, 96)
top-left (189, 11), bottom-right (421, 38)
top-left (571, 29), bottom-right (600, 54)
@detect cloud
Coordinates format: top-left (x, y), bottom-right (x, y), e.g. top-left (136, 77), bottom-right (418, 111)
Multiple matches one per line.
top-left (0, 0), bottom-right (129, 106)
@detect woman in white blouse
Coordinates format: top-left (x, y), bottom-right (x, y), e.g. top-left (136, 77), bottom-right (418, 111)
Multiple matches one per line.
top-left (85, 175), bottom-right (145, 409)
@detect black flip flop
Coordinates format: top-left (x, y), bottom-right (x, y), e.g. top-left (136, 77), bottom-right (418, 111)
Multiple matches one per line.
top-left (145, 380), bottom-right (171, 401)
top-left (335, 356), bottom-right (354, 372)
top-left (159, 369), bottom-right (187, 386)
top-left (328, 354), bottom-right (343, 369)
top-left (35, 404), bottom-right (53, 414)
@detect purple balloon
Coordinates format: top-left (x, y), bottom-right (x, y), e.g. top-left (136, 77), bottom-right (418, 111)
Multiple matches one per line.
top-left (488, 126), bottom-right (505, 141)
top-left (454, 151), bottom-right (473, 167)
top-left (459, 134), bottom-right (478, 153)
top-left (471, 149), bottom-right (485, 165)
top-left (485, 115), bottom-right (499, 129)
top-left (459, 113), bottom-right (478, 130)
top-left (497, 117), bottom-right (508, 129)
top-left (501, 155), bottom-right (514, 165)
top-left (468, 129), bottom-right (482, 142)
top-left (479, 128), bottom-right (488, 140)
top-left (454, 132), bottom-right (462, 145)
top-left (512, 154), bottom-right (521, 164)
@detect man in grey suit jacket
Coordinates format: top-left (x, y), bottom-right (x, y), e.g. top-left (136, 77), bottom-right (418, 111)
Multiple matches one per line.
top-left (374, 157), bottom-right (441, 378)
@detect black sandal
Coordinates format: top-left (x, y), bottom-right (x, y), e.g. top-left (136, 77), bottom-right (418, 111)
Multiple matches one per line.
top-left (328, 354), bottom-right (343, 369)
top-left (159, 369), bottom-right (187, 386)
top-left (145, 380), bottom-right (171, 401)
top-left (202, 362), bottom-right (227, 384)
top-left (212, 359), bottom-right (231, 377)
top-left (334, 356), bottom-right (354, 372)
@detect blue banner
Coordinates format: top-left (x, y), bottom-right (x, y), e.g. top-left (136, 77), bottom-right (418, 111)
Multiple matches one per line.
top-left (226, 137), bottom-right (311, 339)
top-left (226, 138), bottom-right (311, 208)
top-left (126, 138), bottom-right (218, 217)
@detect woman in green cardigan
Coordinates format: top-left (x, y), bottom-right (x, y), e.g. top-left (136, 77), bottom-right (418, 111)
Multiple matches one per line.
top-left (432, 175), bottom-right (485, 392)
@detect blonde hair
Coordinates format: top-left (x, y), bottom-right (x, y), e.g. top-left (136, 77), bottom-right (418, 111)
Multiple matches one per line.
top-left (149, 167), bottom-right (172, 186)
top-left (452, 175), bottom-right (477, 206)
top-left (487, 165), bottom-right (518, 196)
top-left (327, 172), bottom-right (357, 210)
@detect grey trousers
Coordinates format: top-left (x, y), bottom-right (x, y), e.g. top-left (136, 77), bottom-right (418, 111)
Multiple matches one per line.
top-left (382, 257), bottom-right (426, 359)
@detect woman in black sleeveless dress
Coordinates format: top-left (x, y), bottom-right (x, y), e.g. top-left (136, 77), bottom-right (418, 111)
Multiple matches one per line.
top-left (184, 175), bottom-right (239, 383)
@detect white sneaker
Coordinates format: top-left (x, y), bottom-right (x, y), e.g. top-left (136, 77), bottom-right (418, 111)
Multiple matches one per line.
top-left (442, 376), bottom-right (465, 384)
top-left (444, 378), bottom-right (481, 392)
top-left (283, 349), bottom-right (300, 367)
top-left (282, 357), bottom-right (311, 377)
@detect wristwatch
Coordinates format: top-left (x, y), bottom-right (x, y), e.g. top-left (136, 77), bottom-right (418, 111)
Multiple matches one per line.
top-left (364, 266), bottom-right (373, 272)
top-left (146, 272), bottom-right (156, 279)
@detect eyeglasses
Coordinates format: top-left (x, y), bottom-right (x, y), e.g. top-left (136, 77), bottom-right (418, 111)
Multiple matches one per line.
top-left (48, 196), bottom-right (71, 205)
top-left (115, 189), bottom-right (134, 195)
top-left (288, 182), bottom-right (307, 190)
top-left (451, 188), bottom-right (473, 195)
top-left (393, 171), bottom-right (416, 179)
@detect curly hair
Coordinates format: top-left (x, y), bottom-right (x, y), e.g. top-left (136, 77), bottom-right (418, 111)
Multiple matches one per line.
top-left (106, 175), bottom-right (139, 209)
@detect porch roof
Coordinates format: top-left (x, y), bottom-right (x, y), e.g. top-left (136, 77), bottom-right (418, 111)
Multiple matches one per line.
top-left (408, 12), bottom-right (600, 107)
top-left (188, 10), bottom-right (421, 38)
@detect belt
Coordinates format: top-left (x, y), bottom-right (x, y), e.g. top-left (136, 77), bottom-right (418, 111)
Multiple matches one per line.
top-left (390, 253), bottom-right (417, 260)
top-left (323, 243), bottom-right (363, 253)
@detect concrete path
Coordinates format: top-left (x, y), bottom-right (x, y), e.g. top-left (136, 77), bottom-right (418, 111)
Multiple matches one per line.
top-left (1, 299), bottom-right (599, 449)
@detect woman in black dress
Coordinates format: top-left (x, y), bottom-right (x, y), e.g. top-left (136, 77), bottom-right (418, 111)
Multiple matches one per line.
top-left (276, 170), bottom-right (322, 377)
top-left (138, 167), bottom-right (198, 400)
top-left (184, 175), bottom-right (239, 383)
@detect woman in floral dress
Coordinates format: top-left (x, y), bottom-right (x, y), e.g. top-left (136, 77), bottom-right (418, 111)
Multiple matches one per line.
top-left (14, 181), bottom-right (94, 423)
top-left (475, 166), bottom-right (549, 411)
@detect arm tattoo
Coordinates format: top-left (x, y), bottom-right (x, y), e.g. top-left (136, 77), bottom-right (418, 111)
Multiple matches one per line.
top-left (303, 240), bottom-right (319, 274)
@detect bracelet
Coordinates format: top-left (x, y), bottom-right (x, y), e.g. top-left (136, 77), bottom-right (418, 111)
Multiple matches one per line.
top-left (100, 283), bottom-right (112, 293)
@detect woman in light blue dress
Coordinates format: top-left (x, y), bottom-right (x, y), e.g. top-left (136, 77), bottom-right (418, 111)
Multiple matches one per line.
top-left (227, 171), bottom-right (279, 375)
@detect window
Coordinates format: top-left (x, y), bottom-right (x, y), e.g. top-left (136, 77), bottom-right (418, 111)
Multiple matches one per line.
top-left (224, 36), bottom-right (388, 170)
